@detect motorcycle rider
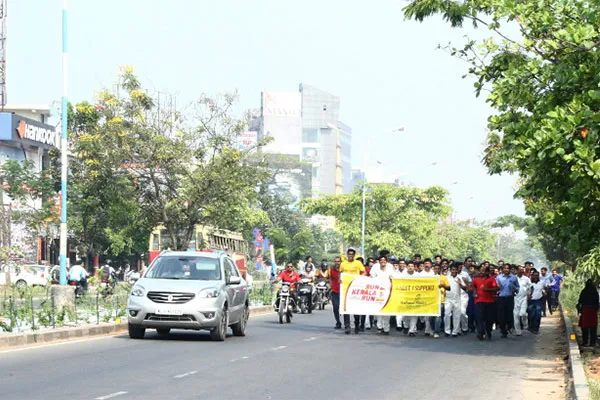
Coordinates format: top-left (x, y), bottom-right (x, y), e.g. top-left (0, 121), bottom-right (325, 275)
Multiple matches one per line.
top-left (273, 262), bottom-right (302, 312)
top-left (100, 260), bottom-right (117, 291)
top-left (316, 260), bottom-right (329, 280)
top-left (300, 264), bottom-right (317, 312)
top-left (68, 259), bottom-right (88, 295)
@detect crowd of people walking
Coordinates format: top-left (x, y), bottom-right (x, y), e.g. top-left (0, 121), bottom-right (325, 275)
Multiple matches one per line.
top-left (323, 249), bottom-right (564, 341)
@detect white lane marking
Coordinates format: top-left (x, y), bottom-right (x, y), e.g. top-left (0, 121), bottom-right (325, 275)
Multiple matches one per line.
top-left (303, 337), bottom-right (317, 342)
top-left (272, 345), bottom-right (287, 351)
top-left (0, 335), bottom-right (115, 354)
top-left (242, 356), bottom-right (249, 359)
top-left (95, 391), bottom-right (127, 400)
top-left (174, 371), bottom-right (198, 379)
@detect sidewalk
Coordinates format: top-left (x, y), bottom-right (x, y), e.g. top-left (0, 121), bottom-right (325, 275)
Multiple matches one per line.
top-left (522, 313), bottom-right (569, 399)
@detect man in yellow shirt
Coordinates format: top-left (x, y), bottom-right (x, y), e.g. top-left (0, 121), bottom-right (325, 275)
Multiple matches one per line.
top-left (340, 248), bottom-right (366, 334)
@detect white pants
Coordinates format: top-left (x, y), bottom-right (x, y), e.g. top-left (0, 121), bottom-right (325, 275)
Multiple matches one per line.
top-left (377, 316), bottom-right (390, 333)
top-left (424, 316), bottom-right (433, 334)
top-left (444, 299), bottom-right (462, 335)
top-left (514, 296), bottom-right (528, 334)
top-left (460, 295), bottom-right (469, 332)
top-left (403, 316), bottom-right (418, 333)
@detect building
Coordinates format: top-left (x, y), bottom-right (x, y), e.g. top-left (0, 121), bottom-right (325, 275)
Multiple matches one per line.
top-left (254, 84), bottom-right (353, 199)
top-left (0, 104), bottom-right (61, 263)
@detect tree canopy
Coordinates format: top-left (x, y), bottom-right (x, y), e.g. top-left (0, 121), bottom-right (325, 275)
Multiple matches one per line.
top-left (404, 0), bottom-right (600, 274)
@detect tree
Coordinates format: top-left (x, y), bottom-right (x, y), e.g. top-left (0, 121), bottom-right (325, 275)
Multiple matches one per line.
top-left (404, 0), bottom-right (600, 272)
top-left (302, 184), bottom-right (452, 257)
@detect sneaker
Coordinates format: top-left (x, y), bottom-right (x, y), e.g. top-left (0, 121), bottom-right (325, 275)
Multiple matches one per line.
top-left (409, 332), bottom-right (416, 337)
top-left (477, 334), bottom-right (484, 341)
top-left (355, 326), bottom-right (360, 334)
top-left (359, 326), bottom-right (365, 332)
top-left (433, 333), bottom-right (440, 338)
top-left (445, 333), bottom-right (450, 337)
top-left (335, 323), bottom-right (342, 329)
top-left (382, 331), bottom-right (390, 336)
top-left (366, 326), bottom-right (371, 330)
top-left (452, 334), bottom-right (458, 337)
top-left (516, 332), bottom-right (522, 336)
top-left (345, 327), bottom-right (351, 334)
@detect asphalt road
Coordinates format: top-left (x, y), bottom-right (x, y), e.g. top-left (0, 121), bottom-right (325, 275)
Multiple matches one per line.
top-left (0, 308), bottom-right (555, 400)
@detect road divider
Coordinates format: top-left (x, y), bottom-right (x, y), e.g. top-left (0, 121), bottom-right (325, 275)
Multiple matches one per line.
top-left (0, 305), bottom-right (274, 351)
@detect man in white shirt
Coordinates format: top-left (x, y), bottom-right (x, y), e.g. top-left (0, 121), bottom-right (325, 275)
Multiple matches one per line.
top-left (457, 263), bottom-right (473, 334)
top-left (527, 270), bottom-right (546, 334)
top-left (539, 267), bottom-right (555, 316)
top-left (398, 261), bottom-right (419, 336)
top-left (514, 266), bottom-right (532, 335)
top-left (371, 255), bottom-right (394, 334)
top-left (445, 264), bottom-right (468, 336)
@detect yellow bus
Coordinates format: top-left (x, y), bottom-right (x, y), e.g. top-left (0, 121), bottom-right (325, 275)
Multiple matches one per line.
top-left (148, 225), bottom-right (249, 276)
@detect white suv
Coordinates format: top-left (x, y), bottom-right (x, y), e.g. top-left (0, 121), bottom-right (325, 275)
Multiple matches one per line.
top-left (127, 251), bottom-right (249, 341)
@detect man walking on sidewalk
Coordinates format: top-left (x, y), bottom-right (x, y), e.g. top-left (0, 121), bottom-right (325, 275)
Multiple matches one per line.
top-left (496, 264), bottom-right (519, 338)
top-left (528, 271), bottom-right (545, 334)
top-left (514, 266), bottom-right (532, 336)
top-left (550, 269), bottom-right (563, 312)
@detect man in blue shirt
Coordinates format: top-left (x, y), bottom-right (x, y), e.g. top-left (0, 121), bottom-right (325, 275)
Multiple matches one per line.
top-left (550, 269), bottom-right (564, 312)
top-left (68, 260), bottom-right (88, 293)
top-left (496, 264), bottom-right (520, 338)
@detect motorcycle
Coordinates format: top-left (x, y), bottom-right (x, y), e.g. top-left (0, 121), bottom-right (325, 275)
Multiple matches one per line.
top-left (315, 278), bottom-right (329, 310)
top-left (297, 278), bottom-right (314, 314)
top-left (99, 275), bottom-right (117, 297)
top-left (275, 282), bottom-right (294, 324)
top-left (69, 279), bottom-right (86, 298)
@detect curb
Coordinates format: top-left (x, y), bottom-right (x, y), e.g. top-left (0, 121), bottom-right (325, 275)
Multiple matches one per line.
top-left (561, 306), bottom-right (590, 400)
top-left (0, 305), bottom-right (275, 350)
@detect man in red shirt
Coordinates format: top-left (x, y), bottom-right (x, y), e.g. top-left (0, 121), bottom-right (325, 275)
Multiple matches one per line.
top-left (328, 256), bottom-right (342, 329)
top-left (274, 262), bottom-right (302, 311)
top-left (472, 266), bottom-right (500, 341)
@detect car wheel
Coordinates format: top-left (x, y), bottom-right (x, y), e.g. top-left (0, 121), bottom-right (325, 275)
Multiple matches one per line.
top-left (231, 305), bottom-right (248, 337)
top-left (210, 308), bottom-right (228, 342)
top-left (156, 328), bottom-right (170, 335)
top-left (128, 324), bottom-right (145, 339)
top-left (15, 280), bottom-right (27, 290)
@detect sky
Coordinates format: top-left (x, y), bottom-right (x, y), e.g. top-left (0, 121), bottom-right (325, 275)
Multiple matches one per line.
top-left (7, 0), bottom-right (525, 222)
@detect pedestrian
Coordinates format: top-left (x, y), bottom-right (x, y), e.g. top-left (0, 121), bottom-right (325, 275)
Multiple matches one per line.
top-left (472, 266), bottom-right (499, 341)
top-left (550, 269), bottom-right (564, 312)
top-left (340, 248), bottom-right (366, 334)
top-left (371, 255), bottom-right (393, 335)
top-left (328, 256), bottom-right (342, 329)
top-left (458, 261), bottom-right (473, 334)
top-left (495, 264), bottom-right (520, 338)
top-left (527, 270), bottom-right (545, 334)
top-left (514, 266), bottom-right (532, 336)
top-left (432, 263), bottom-right (451, 338)
top-left (445, 264), bottom-right (467, 337)
top-left (539, 267), bottom-right (555, 316)
top-left (400, 261), bottom-right (419, 336)
top-left (577, 279), bottom-right (599, 347)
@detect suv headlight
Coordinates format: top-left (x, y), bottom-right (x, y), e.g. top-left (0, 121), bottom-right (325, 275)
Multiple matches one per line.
top-left (198, 288), bottom-right (219, 298)
top-left (131, 285), bottom-right (145, 297)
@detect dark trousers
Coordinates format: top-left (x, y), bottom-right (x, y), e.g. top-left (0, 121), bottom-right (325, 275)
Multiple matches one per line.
top-left (330, 292), bottom-right (341, 325)
top-left (467, 293), bottom-right (476, 331)
top-left (475, 302), bottom-right (494, 337)
top-left (343, 314), bottom-right (360, 329)
top-left (582, 327), bottom-right (598, 346)
top-left (497, 296), bottom-right (515, 335)
top-left (545, 293), bottom-right (553, 315)
top-left (527, 299), bottom-right (543, 332)
top-left (550, 290), bottom-right (560, 310)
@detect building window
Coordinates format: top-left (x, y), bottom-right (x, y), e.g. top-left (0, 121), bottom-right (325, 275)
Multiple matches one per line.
top-left (302, 128), bottom-right (319, 143)
top-left (312, 166), bottom-right (319, 179)
top-left (303, 148), bottom-right (319, 162)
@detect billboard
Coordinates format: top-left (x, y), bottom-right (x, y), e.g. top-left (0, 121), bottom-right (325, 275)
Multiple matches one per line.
top-left (237, 131), bottom-right (258, 150)
top-left (263, 91), bottom-right (301, 117)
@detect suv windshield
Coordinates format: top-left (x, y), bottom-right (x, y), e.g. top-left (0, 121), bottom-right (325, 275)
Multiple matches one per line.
top-left (145, 256), bottom-right (221, 281)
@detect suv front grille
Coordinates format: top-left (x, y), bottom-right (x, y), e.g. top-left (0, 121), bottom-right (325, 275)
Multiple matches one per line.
top-left (147, 291), bottom-right (195, 304)
top-left (145, 313), bottom-right (196, 322)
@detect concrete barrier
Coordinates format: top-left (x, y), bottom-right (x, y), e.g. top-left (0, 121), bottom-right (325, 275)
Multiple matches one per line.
top-left (0, 305), bottom-right (275, 350)
top-left (561, 306), bottom-right (590, 400)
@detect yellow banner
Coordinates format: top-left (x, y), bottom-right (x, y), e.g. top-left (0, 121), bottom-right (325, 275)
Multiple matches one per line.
top-left (340, 274), bottom-right (441, 316)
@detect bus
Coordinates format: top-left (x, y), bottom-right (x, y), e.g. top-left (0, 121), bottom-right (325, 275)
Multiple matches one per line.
top-left (148, 225), bottom-right (249, 277)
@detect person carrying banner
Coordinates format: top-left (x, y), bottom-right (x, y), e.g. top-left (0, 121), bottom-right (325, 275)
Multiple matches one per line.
top-left (432, 264), bottom-right (451, 338)
top-left (370, 255), bottom-right (394, 335)
top-left (399, 261), bottom-right (419, 336)
top-left (340, 248), bottom-right (366, 334)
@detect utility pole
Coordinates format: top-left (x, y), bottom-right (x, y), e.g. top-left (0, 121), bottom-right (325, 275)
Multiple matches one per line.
top-left (59, 0), bottom-right (69, 284)
top-left (0, 0), bottom-right (6, 110)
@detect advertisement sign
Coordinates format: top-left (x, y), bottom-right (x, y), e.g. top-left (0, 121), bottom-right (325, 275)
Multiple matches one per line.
top-left (0, 113), bottom-right (59, 148)
top-left (237, 131), bottom-right (258, 150)
top-left (253, 228), bottom-right (263, 271)
top-left (340, 274), bottom-right (441, 316)
top-left (263, 91), bottom-right (301, 117)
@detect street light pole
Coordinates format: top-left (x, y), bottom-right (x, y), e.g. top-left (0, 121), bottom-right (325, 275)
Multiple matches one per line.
top-left (59, 0), bottom-right (69, 285)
